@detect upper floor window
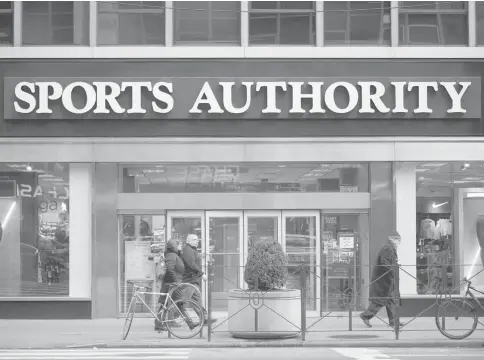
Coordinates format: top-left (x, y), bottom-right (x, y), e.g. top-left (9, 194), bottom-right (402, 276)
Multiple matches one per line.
top-left (98, 1), bottom-right (165, 45)
top-left (174, 2), bottom-right (240, 45)
top-left (476, 2), bottom-right (484, 46)
top-left (399, 1), bottom-right (468, 45)
top-left (0, 2), bottom-right (13, 45)
top-left (249, 1), bottom-right (316, 45)
top-left (324, 1), bottom-right (391, 45)
top-left (22, 1), bottom-right (89, 45)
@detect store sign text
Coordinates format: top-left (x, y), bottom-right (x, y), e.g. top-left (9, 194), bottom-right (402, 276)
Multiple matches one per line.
top-left (18, 184), bottom-right (69, 200)
top-left (13, 80), bottom-right (472, 115)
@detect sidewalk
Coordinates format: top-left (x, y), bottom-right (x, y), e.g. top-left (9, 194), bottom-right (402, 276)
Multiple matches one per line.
top-left (0, 316), bottom-right (482, 349)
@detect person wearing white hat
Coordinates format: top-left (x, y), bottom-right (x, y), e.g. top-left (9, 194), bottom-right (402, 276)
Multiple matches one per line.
top-left (181, 234), bottom-right (215, 324)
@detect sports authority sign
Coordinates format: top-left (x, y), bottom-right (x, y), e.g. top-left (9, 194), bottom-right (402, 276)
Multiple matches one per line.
top-left (4, 77), bottom-right (481, 119)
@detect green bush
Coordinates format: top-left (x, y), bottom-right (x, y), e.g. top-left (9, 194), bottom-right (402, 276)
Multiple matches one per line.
top-left (244, 241), bottom-right (288, 291)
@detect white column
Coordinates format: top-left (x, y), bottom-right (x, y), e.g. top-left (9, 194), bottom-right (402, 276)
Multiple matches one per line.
top-left (165, 1), bottom-right (173, 46)
top-left (89, 1), bottom-right (98, 47)
top-left (395, 162), bottom-right (417, 295)
top-left (316, 1), bottom-right (324, 47)
top-left (13, 1), bottom-right (22, 46)
top-left (469, 1), bottom-right (477, 47)
top-left (69, 163), bottom-right (93, 298)
top-left (241, 1), bottom-right (249, 47)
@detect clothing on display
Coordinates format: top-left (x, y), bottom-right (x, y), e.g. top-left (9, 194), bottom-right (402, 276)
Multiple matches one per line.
top-left (416, 212), bottom-right (453, 294)
top-left (419, 217), bottom-right (452, 240)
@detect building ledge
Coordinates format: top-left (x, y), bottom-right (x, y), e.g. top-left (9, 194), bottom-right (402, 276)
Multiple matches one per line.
top-left (0, 46), bottom-right (483, 59)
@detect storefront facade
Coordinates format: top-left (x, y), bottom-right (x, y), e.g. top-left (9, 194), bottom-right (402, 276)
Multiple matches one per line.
top-left (0, 59), bottom-right (483, 319)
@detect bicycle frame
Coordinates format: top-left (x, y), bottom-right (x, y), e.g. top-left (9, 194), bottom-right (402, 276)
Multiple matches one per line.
top-left (131, 288), bottom-right (173, 320)
top-left (463, 281), bottom-right (484, 312)
top-left (128, 282), bottom-right (199, 321)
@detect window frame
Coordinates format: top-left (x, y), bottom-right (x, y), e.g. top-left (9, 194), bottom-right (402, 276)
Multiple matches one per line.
top-left (22, 1), bottom-right (80, 46)
top-left (173, 1), bottom-right (241, 46)
top-left (97, 1), bottom-right (166, 46)
top-left (398, 1), bottom-right (468, 46)
top-left (248, 1), bottom-right (316, 46)
top-left (323, 1), bottom-right (391, 46)
top-left (0, 1), bottom-right (13, 46)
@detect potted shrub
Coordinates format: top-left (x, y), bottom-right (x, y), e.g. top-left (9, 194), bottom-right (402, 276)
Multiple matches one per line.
top-left (227, 241), bottom-right (301, 339)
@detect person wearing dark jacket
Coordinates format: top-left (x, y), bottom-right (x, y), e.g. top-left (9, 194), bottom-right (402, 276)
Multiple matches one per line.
top-left (182, 234), bottom-right (215, 324)
top-left (155, 238), bottom-right (191, 332)
top-left (360, 231), bottom-right (404, 329)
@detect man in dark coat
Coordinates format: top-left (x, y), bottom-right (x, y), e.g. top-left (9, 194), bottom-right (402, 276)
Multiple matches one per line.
top-left (155, 238), bottom-right (194, 331)
top-left (181, 234), bottom-right (216, 324)
top-left (360, 231), bottom-right (403, 329)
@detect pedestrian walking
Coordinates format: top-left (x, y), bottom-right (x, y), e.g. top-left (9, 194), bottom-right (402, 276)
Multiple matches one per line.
top-left (181, 234), bottom-right (216, 324)
top-left (360, 230), bottom-right (404, 329)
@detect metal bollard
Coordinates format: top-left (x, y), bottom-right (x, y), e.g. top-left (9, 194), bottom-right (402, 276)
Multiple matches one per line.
top-left (207, 264), bottom-right (213, 342)
top-left (394, 264), bottom-right (400, 340)
top-left (300, 260), bottom-right (307, 341)
top-left (348, 268), bottom-right (353, 331)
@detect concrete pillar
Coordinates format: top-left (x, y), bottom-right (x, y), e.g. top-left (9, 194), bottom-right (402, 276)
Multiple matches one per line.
top-left (69, 163), bottom-right (92, 298)
top-left (395, 162), bottom-right (417, 295)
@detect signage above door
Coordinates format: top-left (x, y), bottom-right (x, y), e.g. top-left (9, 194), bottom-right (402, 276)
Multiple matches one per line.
top-left (5, 77), bottom-right (481, 120)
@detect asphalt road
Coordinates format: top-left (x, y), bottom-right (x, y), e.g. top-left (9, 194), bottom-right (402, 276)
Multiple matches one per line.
top-left (0, 347), bottom-right (481, 359)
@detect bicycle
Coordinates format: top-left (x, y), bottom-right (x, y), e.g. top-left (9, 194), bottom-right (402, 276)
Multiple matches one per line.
top-left (435, 277), bottom-right (483, 340)
top-left (123, 280), bottom-right (205, 340)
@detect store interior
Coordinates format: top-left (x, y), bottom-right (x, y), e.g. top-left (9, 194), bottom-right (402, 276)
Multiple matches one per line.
top-left (121, 163), bottom-right (369, 193)
top-left (416, 161), bottom-right (484, 294)
top-left (0, 163), bottom-right (69, 297)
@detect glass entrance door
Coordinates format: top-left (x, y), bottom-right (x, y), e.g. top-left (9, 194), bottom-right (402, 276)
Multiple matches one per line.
top-left (242, 211), bottom-right (282, 289)
top-left (282, 211), bottom-right (320, 313)
top-left (205, 211), bottom-right (243, 311)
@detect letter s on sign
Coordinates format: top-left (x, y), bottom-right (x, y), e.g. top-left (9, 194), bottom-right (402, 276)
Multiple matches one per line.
top-left (14, 82), bottom-right (37, 114)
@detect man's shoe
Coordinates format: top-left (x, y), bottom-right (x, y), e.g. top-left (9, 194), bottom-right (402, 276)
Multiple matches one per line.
top-left (360, 313), bottom-right (372, 328)
top-left (204, 317), bottom-right (217, 325)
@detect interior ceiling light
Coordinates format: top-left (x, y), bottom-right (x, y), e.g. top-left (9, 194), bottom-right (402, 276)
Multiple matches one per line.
top-left (26, 165), bottom-right (32, 171)
top-left (461, 163), bottom-right (471, 170)
top-left (466, 192), bottom-right (484, 198)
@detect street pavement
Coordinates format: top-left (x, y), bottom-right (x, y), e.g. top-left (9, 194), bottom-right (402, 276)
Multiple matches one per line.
top-left (0, 348), bottom-right (481, 360)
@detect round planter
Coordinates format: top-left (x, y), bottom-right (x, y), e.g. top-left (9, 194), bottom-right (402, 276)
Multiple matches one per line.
top-left (227, 288), bottom-right (301, 339)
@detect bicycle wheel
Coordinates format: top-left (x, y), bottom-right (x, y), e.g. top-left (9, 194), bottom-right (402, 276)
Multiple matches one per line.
top-left (435, 298), bottom-right (478, 340)
top-left (123, 296), bottom-right (137, 340)
top-left (165, 299), bottom-right (205, 339)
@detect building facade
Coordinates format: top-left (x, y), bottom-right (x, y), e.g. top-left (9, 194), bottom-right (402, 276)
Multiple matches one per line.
top-left (1, 1), bottom-right (484, 320)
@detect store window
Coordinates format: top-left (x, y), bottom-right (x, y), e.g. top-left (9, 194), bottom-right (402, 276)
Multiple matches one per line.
top-left (173, 1), bottom-right (240, 45)
top-left (119, 213), bottom-right (166, 314)
top-left (321, 213), bottom-right (369, 312)
top-left (324, 1), bottom-right (391, 46)
top-left (0, 2), bottom-right (13, 45)
top-left (98, 1), bottom-right (165, 45)
top-left (0, 163), bottom-right (69, 297)
top-left (120, 163), bottom-right (369, 193)
top-left (22, 1), bottom-right (89, 45)
top-left (398, 1), bottom-right (468, 45)
top-left (249, 1), bottom-right (316, 45)
top-left (413, 162), bottom-right (484, 295)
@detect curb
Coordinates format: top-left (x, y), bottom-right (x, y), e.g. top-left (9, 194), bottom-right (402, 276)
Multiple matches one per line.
top-left (62, 340), bottom-right (484, 349)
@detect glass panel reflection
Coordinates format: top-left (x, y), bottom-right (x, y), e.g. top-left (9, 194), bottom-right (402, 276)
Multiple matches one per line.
top-left (247, 216), bottom-right (278, 253)
top-left (121, 163), bottom-right (369, 193)
top-left (119, 214), bottom-right (166, 314)
top-left (285, 216), bottom-right (317, 311)
top-left (208, 216), bottom-right (240, 311)
top-left (321, 213), bottom-right (368, 312)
